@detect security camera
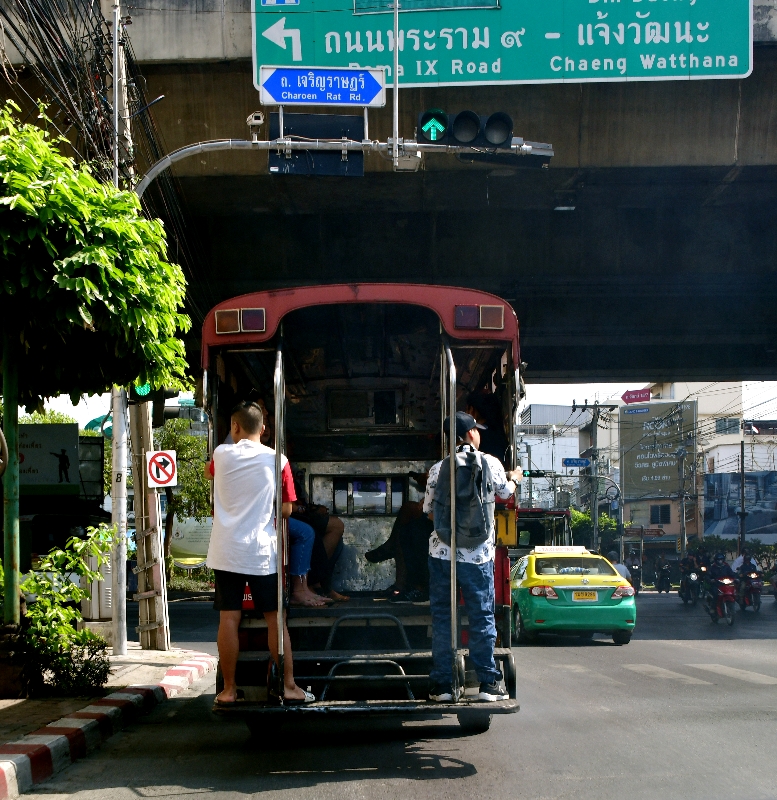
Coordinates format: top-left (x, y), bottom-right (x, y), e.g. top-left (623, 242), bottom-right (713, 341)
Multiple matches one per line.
top-left (246, 111), bottom-right (265, 139)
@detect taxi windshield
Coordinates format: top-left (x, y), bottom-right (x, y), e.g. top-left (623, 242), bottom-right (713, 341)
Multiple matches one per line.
top-left (533, 557), bottom-right (618, 577)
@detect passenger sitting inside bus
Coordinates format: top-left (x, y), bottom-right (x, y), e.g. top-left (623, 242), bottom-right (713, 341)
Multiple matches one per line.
top-left (290, 469), bottom-right (349, 603)
top-left (365, 390), bottom-right (509, 601)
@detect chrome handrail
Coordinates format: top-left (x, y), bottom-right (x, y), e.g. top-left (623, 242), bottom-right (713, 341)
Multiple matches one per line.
top-left (273, 331), bottom-right (286, 696)
top-left (443, 341), bottom-right (458, 701)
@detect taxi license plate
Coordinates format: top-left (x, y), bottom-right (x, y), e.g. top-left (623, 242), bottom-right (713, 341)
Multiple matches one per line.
top-left (572, 591), bottom-right (598, 602)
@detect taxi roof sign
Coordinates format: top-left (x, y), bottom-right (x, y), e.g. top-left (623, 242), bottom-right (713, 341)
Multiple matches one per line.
top-left (532, 546), bottom-right (589, 554)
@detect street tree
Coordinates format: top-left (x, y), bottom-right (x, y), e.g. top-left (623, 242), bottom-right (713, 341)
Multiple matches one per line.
top-left (0, 102), bottom-right (190, 624)
top-left (154, 419), bottom-right (210, 557)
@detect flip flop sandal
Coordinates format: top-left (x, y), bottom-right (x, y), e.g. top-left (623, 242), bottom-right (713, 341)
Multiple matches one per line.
top-left (215, 688), bottom-right (246, 706)
top-left (283, 688), bottom-right (316, 706)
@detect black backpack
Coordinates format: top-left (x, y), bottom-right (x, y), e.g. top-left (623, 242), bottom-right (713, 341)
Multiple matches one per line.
top-left (432, 447), bottom-right (495, 549)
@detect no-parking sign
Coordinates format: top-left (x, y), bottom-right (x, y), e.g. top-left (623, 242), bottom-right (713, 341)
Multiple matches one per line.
top-left (146, 450), bottom-right (177, 488)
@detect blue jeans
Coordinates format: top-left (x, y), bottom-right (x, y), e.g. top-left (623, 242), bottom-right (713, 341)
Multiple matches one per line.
top-left (288, 517), bottom-right (315, 577)
top-left (428, 556), bottom-right (500, 686)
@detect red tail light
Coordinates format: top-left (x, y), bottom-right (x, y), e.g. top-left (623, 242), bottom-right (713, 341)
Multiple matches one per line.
top-left (530, 585), bottom-right (558, 599)
top-left (612, 585), bottom-right (635, 599)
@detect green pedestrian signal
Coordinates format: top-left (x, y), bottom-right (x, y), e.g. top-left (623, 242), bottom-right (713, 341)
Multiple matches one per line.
top-left (133, 382), bottom-right (151, 397)
top-left (419, 110), bottom-right (449, 143)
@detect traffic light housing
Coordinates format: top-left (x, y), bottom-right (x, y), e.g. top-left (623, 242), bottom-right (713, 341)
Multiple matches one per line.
top-left (128, 382), bottom-right (152, 403)
top-left (418, 109), bottom-right (513, 148)
top-left (523, 469), bottom-right (547, 478)
top-left (151, 389), bottom-right (180, 428)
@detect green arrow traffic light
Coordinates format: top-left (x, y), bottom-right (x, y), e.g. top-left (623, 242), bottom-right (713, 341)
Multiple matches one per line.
top-left (419, 110), bottom-right (448, 143)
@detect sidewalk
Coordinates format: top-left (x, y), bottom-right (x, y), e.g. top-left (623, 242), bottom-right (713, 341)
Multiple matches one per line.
top-left (0, 642), bottom-right (218, 799)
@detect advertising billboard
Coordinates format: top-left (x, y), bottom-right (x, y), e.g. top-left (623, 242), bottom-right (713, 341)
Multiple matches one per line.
top-left (620, 401), bottom-right (696, 501)
top-left (705, 471), bottom-right (777, 544)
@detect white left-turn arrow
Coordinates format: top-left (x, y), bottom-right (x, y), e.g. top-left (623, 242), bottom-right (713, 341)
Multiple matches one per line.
top-left (262, 17), bottom-right (302, 62)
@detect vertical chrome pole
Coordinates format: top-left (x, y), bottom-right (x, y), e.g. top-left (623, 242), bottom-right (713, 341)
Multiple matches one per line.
top-left (363, 107), bottom-right (369, 140)
top-left (444, 343), bottom-right (457, 700)
top-left (279, 105), bottom-right (284, 139)
top-left (274, 333), bottom-right (285, 698)
top-left (392, 0), bottom-right (399, 167)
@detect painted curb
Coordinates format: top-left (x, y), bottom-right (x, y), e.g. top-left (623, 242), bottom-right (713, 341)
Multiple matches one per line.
top-left (0, 651), bottom-right (217, 799)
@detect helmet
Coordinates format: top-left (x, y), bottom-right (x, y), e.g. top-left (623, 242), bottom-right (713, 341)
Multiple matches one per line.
top-left (629, 548), bottom-right (637, 555)
top-left (607, 551), bottom-right (618, 562)
top-left (741, 548), bottom-right (750, 557)
top-left (714, 552), bottom-right (726, 563)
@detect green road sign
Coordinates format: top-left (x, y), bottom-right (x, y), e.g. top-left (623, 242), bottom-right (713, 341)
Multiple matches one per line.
top-left (252, 0), bottom-right (752, 88)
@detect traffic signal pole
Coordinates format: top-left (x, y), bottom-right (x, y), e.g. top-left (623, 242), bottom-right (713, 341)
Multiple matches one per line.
top-left (392, 0), bottom-right (399, 169)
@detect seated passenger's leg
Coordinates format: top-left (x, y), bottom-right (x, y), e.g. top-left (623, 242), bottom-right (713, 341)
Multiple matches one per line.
top-left (392, 515), bottom-right (433, 601)
top-left (288, 518), bottom-right (327, 607)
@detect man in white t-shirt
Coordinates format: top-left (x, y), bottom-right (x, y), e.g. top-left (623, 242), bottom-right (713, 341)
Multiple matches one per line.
top-left (424, 411), bottom-right (522, 703)
top-left (206, 400), bottom-right (312, 706)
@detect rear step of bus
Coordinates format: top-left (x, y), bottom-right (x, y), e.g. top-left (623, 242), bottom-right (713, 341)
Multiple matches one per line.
top-left (212, 698), bottom-right (520, 717)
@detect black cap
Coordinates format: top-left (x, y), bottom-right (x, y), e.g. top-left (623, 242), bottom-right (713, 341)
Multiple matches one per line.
top-left (444, 411), bottom-right (486, 441)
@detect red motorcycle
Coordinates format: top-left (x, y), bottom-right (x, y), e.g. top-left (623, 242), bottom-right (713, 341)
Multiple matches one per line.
top-left (737, 570), bottom-right (764, 612)
top-left (704, 577), bottom-right (736, 626)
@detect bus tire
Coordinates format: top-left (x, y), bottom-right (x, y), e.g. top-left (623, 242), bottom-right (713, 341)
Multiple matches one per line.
top-left (457, 712), bottom-right (492, 733)
top-left (246, 717), bottom-right (283, 744)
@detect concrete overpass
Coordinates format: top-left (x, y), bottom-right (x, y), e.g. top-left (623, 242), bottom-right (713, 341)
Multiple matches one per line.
top-left (113, 2), bottom-right (777, 380)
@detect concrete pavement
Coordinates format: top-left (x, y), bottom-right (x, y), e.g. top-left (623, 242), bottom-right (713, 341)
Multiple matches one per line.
top-left (17, 593), bottom-right (777, 800)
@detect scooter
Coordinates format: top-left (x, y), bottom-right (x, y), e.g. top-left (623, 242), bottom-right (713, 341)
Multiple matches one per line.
top-left (737, 569), bottom-right (763, 612)
top-left (679, 570), bottom-right (700, 606)
top-left (656, 563), bottom-right (672, 594)
top-left (704, 577), bottom-right (736, 625)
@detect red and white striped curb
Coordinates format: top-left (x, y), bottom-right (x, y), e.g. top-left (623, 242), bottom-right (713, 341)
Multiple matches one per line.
top-left (0, 651), bottom-right (217, 800)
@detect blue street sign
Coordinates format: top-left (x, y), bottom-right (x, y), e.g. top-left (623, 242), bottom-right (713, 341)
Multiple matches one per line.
top-left (562, 457), bottom-right (591, 469)
top-left (259, 65), bottom-right (386, 107)
top-left (623, 407), bottom-right (650, 415)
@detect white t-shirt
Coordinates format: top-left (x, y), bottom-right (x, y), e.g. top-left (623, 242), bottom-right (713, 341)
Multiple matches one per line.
top-left (206, 439), bottom-right (286, 576)
top-left (424, 446), bottom-right (514, 564)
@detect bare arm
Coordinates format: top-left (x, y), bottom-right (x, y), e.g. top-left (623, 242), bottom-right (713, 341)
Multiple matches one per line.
top-left (282, 502), bottom-right (293, 519)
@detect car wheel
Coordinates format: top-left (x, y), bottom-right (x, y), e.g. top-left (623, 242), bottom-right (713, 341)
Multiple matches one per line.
top-left (512, 605), bottom-right (536, 644)
top-left (458, 712), bottom-right (492, 733)
top-left (612, 631), bottom-right (631, 645)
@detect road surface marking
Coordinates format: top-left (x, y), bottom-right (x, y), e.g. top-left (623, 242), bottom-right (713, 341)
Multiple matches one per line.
top-left (550, 664), bottom-right (626, 685)
top-left (622, 664), bottom-right (711, 684)
top-left (686, 664), bottom-right (777, 685)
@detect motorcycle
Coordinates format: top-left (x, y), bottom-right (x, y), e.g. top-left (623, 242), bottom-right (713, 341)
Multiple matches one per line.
top-left (629, 564), bottom-right (642, 595)
top-left (656, 563), bottom-right (672, 594)
top-left (679, 570), bottom-right (700, 606)
top-left (737, 569), bottom-right (763, 612)
top-left (704, 576), bottom-right (736, 625)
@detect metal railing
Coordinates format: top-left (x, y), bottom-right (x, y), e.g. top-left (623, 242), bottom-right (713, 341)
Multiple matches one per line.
top-left (274, 332), bottom-right (287, 698)
top-left (443, 340), bottom-right (459, 700)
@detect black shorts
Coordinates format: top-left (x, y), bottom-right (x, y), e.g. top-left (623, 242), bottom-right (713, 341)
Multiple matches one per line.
top-left (213, 570), bottom-right (286, 613)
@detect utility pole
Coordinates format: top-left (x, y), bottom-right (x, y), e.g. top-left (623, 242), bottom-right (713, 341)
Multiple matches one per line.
top-left (573, 399), bottom-right (617, 553)
top-left (391, 0), bottom-right (399, 169)
top-left (677, 446), bottom-right (687, 558)
top-left (109, 0), bottom-right (128, 654)
top-left (551, 425), bottom-right (557, 509)
top-left (737, 439), bottom-right (747, 555)
top-left (527, 443), bottom-right (533, 507)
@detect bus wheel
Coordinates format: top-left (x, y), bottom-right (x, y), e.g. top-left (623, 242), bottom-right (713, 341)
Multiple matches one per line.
top-left (457, 712), bottom-right (492, 733)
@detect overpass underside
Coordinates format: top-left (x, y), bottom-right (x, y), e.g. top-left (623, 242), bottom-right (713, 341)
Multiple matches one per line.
top-left (134, 44), bottom-right (777, 381)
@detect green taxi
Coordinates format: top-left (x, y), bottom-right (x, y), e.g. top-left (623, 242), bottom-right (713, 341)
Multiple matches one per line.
top-left (510, 547), bottom-right (636, 645)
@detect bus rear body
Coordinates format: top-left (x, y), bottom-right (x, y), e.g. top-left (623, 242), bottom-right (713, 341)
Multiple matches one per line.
top-left (203, 284), bottom-right (521, 731)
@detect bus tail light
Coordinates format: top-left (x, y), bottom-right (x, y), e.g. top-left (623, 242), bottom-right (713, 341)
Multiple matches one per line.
top-left (215, 307), bottom-right (267, 334)
top-left (530, 585), bottom-right (558, 599)
top-left (612, 585), bottom-right (635, 599)
top-left (454, 304), bottom-right (505, 330)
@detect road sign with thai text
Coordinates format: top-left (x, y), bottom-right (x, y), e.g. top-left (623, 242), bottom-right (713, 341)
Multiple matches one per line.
top-left (147, 451), bottom-right (177, 488)
top-left (252, 0), bottom-right (752, 89)
top-left (260, 65), bottom-right (386, 105)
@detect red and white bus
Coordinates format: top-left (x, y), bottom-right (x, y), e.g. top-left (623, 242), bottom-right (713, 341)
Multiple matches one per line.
top-left (203, 283), bottom-right (522, 734)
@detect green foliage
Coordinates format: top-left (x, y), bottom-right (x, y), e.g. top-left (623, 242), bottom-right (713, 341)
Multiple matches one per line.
top-left (570, 509), bottom-right (618, 550)
top-left (167, 561), bottom-right (214, 593)
top-left (0, 101), bottom-right (190, 408)
top-left (697, 535), bottom-right (739, 558)
top-left (154, 419), bottom-right (210, 523)
top-left (20, 524), bottom-right (114, 695)
top-left (19, 408), bottom-right (77, 424)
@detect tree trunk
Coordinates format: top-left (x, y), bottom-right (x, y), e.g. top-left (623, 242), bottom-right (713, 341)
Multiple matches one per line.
top-left (163, 486), bottom-right (174, 557)
top-left (2, 331), bottom-right (19, 625)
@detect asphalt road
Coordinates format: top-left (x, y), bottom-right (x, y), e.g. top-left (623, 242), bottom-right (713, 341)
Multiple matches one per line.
top-left (35, 593), bottom-right (777, 800)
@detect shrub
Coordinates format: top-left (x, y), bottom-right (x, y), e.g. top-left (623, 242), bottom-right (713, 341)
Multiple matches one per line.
top-left (18, 524), bottom-right (114, 696)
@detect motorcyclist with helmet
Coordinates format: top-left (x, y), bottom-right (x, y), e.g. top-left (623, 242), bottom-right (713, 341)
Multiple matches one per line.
top-left (678, 550), bottom-right (699, 601)
top-left (708, 552), bottom-right (736, 581)
top-left (731, 548), bottom-right (760, 604)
